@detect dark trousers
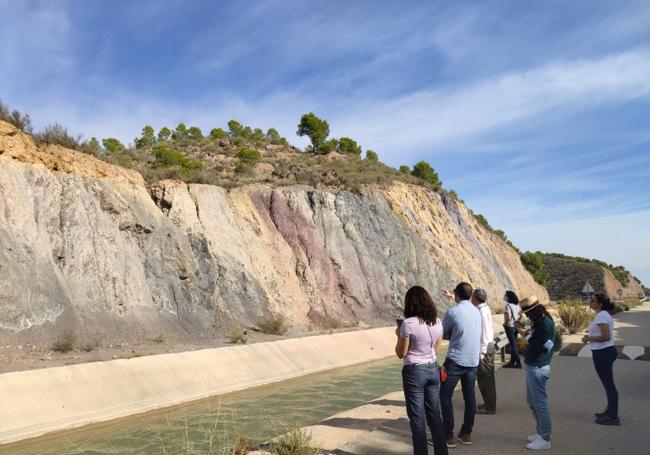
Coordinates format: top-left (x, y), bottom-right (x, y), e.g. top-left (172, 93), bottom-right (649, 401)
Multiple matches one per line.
top-left (439, 358), bottom-right (477, 437)
top-left (402, 363), bottom-right (448, 455)
top-left (477, 352), bottom-right (496, 412)
top-left (592, 346), bottom-right (618, 418)
top-left (504, 326), bottom-right (520, 365)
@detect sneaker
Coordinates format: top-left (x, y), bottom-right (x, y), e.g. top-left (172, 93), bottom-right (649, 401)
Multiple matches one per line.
top-left (594, 411), bottom-right (607, 419)
top-left (596, 416), bottom-right (620, 425)
top-left (527, 434), bottom-right (541, 443)
top-left (457, 432), bottom-right (472, 445)
top-left (446, 436), bottom-right (457, 448)
top-left (476, 407), bottom-right (495, 414)
top-left (514, 363), bottom-right (523, 369)
top-left (526, 437), bottom-right (551, 450)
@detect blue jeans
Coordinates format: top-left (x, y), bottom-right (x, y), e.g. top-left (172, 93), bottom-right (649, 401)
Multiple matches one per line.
top-left (526, 364), bottom-right (552, 441)
top-left (504, 326), bottom-right (520, 365)
top-left (402, 362), bottom-right (448, 455)
top-left (439, 358), bottom-right (477, 437)
top-left (592, 346), bottom-right (618, 418)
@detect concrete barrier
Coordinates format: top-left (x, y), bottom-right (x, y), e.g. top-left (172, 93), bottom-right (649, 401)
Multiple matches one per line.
top-left (0, 327), bottom-right (396, 444)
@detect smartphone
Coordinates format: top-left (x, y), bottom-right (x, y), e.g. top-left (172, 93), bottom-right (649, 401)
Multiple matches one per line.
top-left (396, 318), bottom-right (404, 328)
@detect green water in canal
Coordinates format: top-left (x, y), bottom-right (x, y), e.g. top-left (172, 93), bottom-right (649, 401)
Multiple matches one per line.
top-left (4, 357), bottom-right (404, 455)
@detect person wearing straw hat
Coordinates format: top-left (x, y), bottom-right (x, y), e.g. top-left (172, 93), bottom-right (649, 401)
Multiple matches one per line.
top-left (515, 296), bottom-right (555, 451)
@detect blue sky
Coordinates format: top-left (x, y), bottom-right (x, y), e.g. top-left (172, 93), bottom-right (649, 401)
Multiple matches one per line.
top-left (2, 0), bottom-right (649, 285)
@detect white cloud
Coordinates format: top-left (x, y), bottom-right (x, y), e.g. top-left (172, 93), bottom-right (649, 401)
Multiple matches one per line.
top-left (330, 49), bottom-right (650, 158)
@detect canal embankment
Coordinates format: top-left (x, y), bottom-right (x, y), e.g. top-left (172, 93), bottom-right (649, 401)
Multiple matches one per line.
top-left (0, 326), bottom-right (395, 445)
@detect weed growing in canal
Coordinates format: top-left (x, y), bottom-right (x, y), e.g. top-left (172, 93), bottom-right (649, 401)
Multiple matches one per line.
top-left (269, 427), bottom-right (320, 455)
top-left (157, 405), bottom-right (252, 455)
top-left (257, 313), bottom-right (288, 335)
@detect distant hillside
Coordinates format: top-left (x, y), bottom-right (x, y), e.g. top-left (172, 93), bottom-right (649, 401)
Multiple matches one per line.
top-left (540, 254), bottom-right (644, 301)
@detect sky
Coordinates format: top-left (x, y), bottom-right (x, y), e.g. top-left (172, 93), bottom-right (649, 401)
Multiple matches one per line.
top-left (1, 0), bottom-right (649, 285)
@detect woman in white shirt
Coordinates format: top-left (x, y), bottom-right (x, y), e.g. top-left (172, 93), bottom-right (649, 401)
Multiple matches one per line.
top-left (582, 293), bottom-right (619, 425)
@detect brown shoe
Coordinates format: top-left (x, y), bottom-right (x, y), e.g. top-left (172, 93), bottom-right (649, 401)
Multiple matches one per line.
top-left (457, 432), bottom-right (472, 445)
top-left (446, 436), bottom-right (457, 448)
top-left (477, 407), bottom-right (495, 414)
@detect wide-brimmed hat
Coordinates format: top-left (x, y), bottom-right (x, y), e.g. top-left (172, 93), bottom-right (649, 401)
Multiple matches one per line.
top-left (519, 295), bottom-right (542, 313)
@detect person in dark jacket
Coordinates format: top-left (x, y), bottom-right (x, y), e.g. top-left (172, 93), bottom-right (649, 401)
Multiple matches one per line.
top-left (516, 296), bottom-right (555, 451)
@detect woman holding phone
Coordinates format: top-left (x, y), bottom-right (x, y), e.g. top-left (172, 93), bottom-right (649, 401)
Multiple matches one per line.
top-left (395, 286), bottom-right (447, 455)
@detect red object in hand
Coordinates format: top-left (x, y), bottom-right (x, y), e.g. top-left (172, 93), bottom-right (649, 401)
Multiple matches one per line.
top-left (439, 366), bottom-right (447, 382)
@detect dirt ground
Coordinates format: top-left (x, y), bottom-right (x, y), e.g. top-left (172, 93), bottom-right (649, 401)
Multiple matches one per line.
top-left (0, 324), bottom-right (372, 374)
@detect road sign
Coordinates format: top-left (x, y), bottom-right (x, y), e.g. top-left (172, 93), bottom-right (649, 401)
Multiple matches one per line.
top-left (582, 282), bottom-right (595, 294)
top-left (617, 288), bottom-right (623, 296)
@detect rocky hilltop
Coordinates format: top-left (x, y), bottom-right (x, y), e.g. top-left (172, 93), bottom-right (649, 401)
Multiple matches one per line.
top-left (542, 255), bottom-right (643, 301)
top-left (0, 120), bottom-right (546, 345)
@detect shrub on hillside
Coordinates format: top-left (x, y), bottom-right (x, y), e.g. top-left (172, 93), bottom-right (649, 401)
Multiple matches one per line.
top-left (209, 127), bottom-right (228, 140)
top-left (399, 165), bottom-right (410, 174)
top-left (236, 146), bottom-right (261, 167)
top-left (172, 123), bottom-right (188, 141)
top-left (557, 300), bottom-right (593, 334)
top-left (365, 149), bottom-right (379, 162)
top-left (520, 251), bottom-right (549, 285)
top-left (157, 126), bottom-right (172, 142)
top-left (102, 137), bottom-right (126, 153)
top-left (257, 313), bottom-right (288, 335)
top-left (79, 137), bottom-right (102, 156)
top-left (135, 125), bottom-right (156, 148)
top-left (411, 161), bottom-right (442, 190)
top-left (338, 137), bottom-right (362, 156)
top-left (153, 143), bottom-right (204, 174)
top-left (0, 100), bottom-right (32, 132)
top-left (36, 123), bottom-right (82, 149)
top-left (266, 127), bottom-right (281, 143)
top-left (187, 126), bottom-right (203, 140)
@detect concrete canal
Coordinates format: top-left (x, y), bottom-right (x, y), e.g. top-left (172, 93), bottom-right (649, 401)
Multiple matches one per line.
top-left (3, 357), bottom-right (403, 454)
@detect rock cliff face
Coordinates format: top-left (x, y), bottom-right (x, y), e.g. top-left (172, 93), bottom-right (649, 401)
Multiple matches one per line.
top-left (0, 121), bottom-right (547, 344)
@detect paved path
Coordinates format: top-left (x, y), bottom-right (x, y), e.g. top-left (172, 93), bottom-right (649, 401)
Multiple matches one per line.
top-left (298, 302), bottom-right (650, 455)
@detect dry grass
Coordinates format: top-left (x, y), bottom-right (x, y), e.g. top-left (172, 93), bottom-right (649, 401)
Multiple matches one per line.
top-left (557, 300), bottom-right (594, 334)
top-left (80, 336), bottom-right (102, 352)
top-left (269, 428), bottom-right (320, 455)
top-left (257, 313), bottom-right (289, 335)
top-left (152, 332), bottom-right (167, 344)
top-left (229, 327), bottom-right (248, 344)
top-left (52, 329), bottom-right (76, 353)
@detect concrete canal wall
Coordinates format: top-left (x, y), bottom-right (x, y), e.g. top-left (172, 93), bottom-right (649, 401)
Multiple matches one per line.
top-left (0, 327), bottom-right (395, 444)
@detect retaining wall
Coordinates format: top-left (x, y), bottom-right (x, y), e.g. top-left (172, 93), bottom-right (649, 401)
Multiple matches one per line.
top-left (0, 327), bottom-right (395, 444)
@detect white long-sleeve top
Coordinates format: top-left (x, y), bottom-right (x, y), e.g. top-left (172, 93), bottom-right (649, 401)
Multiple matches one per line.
top-left (477, 303), bottom-right (494, 355)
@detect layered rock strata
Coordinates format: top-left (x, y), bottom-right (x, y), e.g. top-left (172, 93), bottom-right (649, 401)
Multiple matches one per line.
top-left (0, 121), bottom-right (547, 344)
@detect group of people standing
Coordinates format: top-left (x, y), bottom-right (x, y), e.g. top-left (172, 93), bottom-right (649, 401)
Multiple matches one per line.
top-left (395, 282), bottom-right (620, 455)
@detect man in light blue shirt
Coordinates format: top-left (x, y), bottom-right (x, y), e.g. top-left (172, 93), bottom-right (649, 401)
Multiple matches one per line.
top-left (440, 282), bottom-right (482, 448)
